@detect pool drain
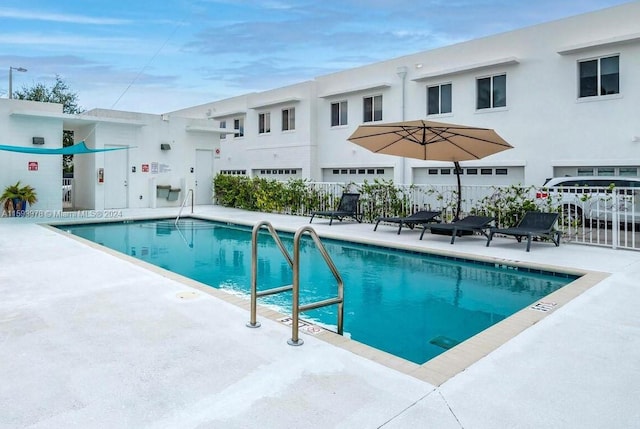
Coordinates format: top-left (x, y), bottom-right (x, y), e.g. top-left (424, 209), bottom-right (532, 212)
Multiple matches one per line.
top-left (176, 291), bottom-right (199, 300)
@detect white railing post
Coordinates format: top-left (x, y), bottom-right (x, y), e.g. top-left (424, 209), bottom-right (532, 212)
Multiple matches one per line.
top-left (611, 190), bottom-right (619, 249)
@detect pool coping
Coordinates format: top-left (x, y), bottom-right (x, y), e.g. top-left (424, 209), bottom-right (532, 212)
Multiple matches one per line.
top-left (44, 217), bottom-right (607, 387)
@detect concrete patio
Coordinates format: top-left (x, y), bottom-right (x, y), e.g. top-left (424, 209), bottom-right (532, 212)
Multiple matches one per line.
top-left (1, 206), bottom-right (639, 428)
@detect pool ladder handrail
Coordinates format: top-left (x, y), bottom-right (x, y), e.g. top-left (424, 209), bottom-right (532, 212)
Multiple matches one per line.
top-left (247, 221), bottom-right (294, 329)
top-left (247, 222), bottom-right (344, 346)
top-left (175, 188), bottom-right (194, 226)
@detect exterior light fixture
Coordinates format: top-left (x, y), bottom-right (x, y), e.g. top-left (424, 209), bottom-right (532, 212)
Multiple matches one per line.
top-left (8, 66), bottom-right (27, 99)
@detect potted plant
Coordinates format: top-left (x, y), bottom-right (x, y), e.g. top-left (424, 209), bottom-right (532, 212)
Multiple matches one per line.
top-left (1, 181), bottom-right (38, 217)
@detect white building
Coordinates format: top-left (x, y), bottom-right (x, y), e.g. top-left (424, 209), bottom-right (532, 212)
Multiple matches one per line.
top-left (0, 100), bottom-right (228, 211)
top-left (2, 2), bottom-right (639, 212)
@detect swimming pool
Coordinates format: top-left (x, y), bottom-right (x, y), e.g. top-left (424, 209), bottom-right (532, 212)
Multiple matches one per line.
top-left (60, 218), bottom-right (577, 364)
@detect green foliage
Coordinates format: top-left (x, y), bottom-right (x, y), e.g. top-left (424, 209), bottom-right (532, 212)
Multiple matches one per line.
top-left (213, 175), bottom-right (330, 214)
top-left (14, 75), bottom-right (83, 173)
top-left (1, 181), bottom-right (38, 215)
top-left (357, 179), bottom-right (411, 223)
top-left (213, 174), bottom-right (255, 209)
top-left (213, 175), bottom-right (416, 220)
top-left (473, 184), bottom-right (557, 227)
top-left (423, 186), bottom-right (460, 222)
top-left (212, 177), bottom-right (565, 230)
top-left (14, 75), bottom-right (83, 114)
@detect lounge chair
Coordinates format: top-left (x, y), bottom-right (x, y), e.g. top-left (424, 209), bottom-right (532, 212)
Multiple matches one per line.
top-left (309, 193), bottom-right (362, 225)
top-left (374, 210), bottom-right (441, 234)
top-left (486, 211), bottom-right (561, 252)
top-left (420, 215), bottom-right (494, 244)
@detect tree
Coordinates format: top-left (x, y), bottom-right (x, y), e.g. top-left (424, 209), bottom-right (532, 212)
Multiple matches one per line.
top-left (13, 75), bottom-right (83, 114)
top-left (13, 75), bottom-right (84, 173)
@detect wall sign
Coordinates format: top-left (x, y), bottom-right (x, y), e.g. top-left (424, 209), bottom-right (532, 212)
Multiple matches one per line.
top-left (28, 161), bottom-right (38, 171)
top-left (141, 163), bottom-right (149, 173)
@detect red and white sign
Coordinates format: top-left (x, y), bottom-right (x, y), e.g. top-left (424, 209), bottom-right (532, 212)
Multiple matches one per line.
top-left (28, 161), bottom-right (38, 171)
top-left (141, 163), bottom-right (149, 173)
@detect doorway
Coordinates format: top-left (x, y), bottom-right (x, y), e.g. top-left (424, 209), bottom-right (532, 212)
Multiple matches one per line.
top-left (104, 145), bottom-right (128, 209)
top-left (195, 149), bottom-right (214, 204)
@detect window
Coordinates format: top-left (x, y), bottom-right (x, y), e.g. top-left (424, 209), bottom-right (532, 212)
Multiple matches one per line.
top-left (258, 112), bottom-right (271, 134)
top-left (331, 167), bottom-right (386, 176)
top-left (496, 168), bottom-right (508, 175)
top-left (477, 74), bottom-right (506, 109)
top-left (219, 120), bottom-right (226, 140)
top-left (481, 168), bottom-right (493, 175)
top-left (331, 101), bottom-right (348, 126)
top-left (577, 168), bottom-right (594, 176)
top-left (427, 83), bottom-right (452, 115)
top-left (233, 118), bottom-right (244, 138)
top-left (363, 95), bottom-right (383, 122)
top-left (619, 167), bottom-right (638, 177)
top-left (282, 107), bottom-right (295, 131)
top-left (579, 55), bottom-right (619, 98)
top-left (597, 167), bottom-right (615, 176)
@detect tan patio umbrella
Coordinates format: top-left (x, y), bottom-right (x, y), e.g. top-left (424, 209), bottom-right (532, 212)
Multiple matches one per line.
top-left (347, 119), bottom-right (513, 219)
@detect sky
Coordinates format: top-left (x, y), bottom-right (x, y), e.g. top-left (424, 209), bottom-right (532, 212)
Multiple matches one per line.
top-left (0, 0), bottom-right (634, 114)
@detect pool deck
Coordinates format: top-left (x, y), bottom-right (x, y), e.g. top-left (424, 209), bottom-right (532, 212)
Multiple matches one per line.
top-left (1, 205), bottom-right (639, 428)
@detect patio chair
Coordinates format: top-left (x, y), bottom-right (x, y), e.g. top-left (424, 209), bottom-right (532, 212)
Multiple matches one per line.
top-left (486, 211), bottom-right (561, 252)
top-left (309, 193), bottom-right (362, 226)
top-left (374, 210), bottom-right (441, 234)
top-left (420, 215), bottom-right (495, 244)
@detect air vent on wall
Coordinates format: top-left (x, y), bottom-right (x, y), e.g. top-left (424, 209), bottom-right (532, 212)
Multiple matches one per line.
top-left (32, 137), bottom-right (45, 145)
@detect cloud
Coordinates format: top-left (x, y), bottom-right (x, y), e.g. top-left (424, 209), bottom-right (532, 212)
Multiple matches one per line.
top-left (1, 0), bottom-right (630, 114)
top-left (0, 32), bottom-right (185, 58)
top-left (0, 7), bottom-right (130, 25)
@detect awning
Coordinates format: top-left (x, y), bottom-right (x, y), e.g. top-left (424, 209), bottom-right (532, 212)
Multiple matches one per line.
top-left (0, 141), bottom-right (130, 155)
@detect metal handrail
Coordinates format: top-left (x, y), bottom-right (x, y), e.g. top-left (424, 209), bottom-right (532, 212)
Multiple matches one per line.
top-left (175, 188), bottom-right (194, 226)
top-left (246, 222), bottom-right (344, 346)
top-left (288, 225), bottom-right (344, 346)
top-left (246, 221), bottom-right (294, 328)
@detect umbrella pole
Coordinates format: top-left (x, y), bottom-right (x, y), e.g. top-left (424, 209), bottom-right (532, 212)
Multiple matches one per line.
top-left (454, 161), bottom-right (461, 221)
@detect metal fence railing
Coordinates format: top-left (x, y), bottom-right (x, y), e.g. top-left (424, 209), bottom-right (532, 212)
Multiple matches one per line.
top-left (62, 178), bottom-right (73, 208)
top-left (274, 182), bottom-right (640, 251)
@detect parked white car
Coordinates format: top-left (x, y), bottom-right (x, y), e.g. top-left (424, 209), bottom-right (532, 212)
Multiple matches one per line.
top-left (538, 176), bottom-right (640, 225)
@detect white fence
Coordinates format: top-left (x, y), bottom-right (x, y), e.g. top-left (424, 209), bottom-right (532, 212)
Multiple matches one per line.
top-left (302, 182), bottom-right (640, 251)
top-left (62, 178), bottom-right (73, 209)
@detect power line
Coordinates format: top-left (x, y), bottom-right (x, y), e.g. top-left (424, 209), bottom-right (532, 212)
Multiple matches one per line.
top-left (109, 19), bottom-right (185, 110)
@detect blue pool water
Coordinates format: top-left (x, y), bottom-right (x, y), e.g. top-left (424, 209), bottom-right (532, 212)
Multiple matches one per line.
top-left (60, 218), bottom-right (576, 364)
